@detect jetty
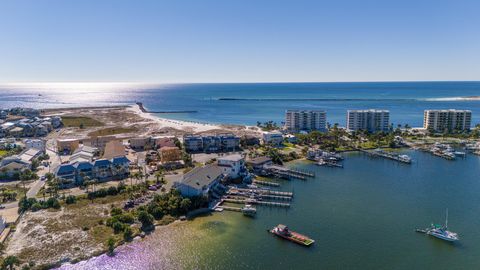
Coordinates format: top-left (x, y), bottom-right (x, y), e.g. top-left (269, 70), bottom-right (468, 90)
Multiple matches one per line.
top-left (136, 102), bottom-right (197, 114)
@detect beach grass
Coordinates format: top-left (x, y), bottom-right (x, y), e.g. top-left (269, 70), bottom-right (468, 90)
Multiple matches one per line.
top-left (88, 126), bottom-right (137, 137)
top-left (62, 116), bottom-right (105, 128)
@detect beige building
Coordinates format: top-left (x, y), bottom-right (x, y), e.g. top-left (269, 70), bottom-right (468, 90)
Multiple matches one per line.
top-left (103, 140), bottom-right (126, 159)
top-left (83, 135), bottom-right (117, 151)
top-left (159, 146), bottom-right (182, 162)
top-left (57, 139), bottom-right (80, 153)
top-left (129, 136), bottom-right (152, 150)
top-left (423, 109), bottom-right (472, 133)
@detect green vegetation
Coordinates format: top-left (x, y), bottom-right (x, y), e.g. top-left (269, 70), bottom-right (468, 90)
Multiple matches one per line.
top-left (256, 121), bottom-right (279, 131)
top-left (61, 116), bottom-right (104, 128)
top-left (0, 150), bottom-right (7, 157)
top-left (0, 169), bottom-right (38, 183)
top-left (18, 197), bottom-right (61, 213)
top-left (0, 255), bottom-right (20, 270)
top-left (88, 126), bottom-right (136, 137)
top-left (106, 237), bottom-right (116, 255)
top-left (143, 189), bottom-right (206, 223)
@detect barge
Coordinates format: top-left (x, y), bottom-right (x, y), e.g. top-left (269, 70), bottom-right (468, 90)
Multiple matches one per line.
top-left (269, 224), bottom-right (315, 246)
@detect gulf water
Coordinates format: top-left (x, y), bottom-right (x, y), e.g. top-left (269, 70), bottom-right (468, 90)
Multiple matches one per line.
top-left (1, 81), bottom-right (479, 127)
top-left (59, 151), bottom-right (480, 270)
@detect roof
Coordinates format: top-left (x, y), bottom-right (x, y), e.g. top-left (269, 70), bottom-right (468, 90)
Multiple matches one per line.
top-left (103, 140), bottom-right (125, 159)
top-left (0, 161), bottom-right (28, 171)
top-left (181, 164), bottom-right (224, 189)
top-left (218, 154), bottom-right (243, 162)
top-left (10, 127), bottom-right (23, 132)
top-left (155, 137), bottom-right (176, 147)
top-left (247, 156), bottom-right (272, 165)
top-left (73, 145), bottom-right (98, 154)
top-left (74, 161), bottom-right (93, 170)
top-left (112, 156), bottom-right (130, 164)
top-left (19, 148), bottom-right (41, 162)
top-left (93, 159), bottom-right (111, 167)
top-left (159, 146), bottom-right (180, 151)
top-left (55, 164), bottom-right (76, 175)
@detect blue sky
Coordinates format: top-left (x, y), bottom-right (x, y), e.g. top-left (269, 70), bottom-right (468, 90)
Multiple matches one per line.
top-left (0, 0), bottom-right (479, 83)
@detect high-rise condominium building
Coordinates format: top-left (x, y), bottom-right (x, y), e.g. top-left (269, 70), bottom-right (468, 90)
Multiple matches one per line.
top-left (423, 109), bottom-right (472, 132)
top-left (347, 109), bottom-right (390, 133)
top-left (285, 110), bottom-right (327, 132)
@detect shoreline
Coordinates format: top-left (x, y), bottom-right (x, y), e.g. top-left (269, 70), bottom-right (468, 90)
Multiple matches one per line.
top-left (127, 103), bottom-right (259, 134)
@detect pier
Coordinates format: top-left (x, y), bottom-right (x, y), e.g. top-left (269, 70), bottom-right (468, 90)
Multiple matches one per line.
top-left (253, 180), bottom-right (280, 187)
top-left (231, 187), bottom-right (293, 197)
top-left (222, 198), bottom-right (291, 208)
top-left (358, 149), bottom-right (412, 164)
top-left (263, 164), bottom-right (315, 180)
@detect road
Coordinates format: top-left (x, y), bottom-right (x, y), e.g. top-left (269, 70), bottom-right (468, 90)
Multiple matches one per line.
top-left (1, 138), bottom-right (60, 209)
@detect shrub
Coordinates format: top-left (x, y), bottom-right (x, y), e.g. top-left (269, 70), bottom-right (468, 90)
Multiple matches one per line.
top-left (137, 210), bottom-right (154, 230)
top-left (65, 195), bottom-right (77, 204)
top-left (110, 207), bottom-right (123, 217)
top-left (123, 226), bottom-right (133, 241)
top-left (46, 198), bottom-right (61, 209)
top-left (30, 203), bottom-right (43, 212)
top-left (111, 221), bottom-right (126, 234)
top-left (116, 213), bottom-right (135, 224)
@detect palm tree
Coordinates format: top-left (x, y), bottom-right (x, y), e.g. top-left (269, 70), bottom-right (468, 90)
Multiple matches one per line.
top-left (154, 170), bottom-right (164, 184)
top-left (1, 255), bottom-right (20, 270)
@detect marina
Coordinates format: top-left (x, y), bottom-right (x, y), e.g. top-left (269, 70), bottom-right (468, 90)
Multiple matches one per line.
top-left (358, 148), bottom-right (412, 164)
top-left (54, 148), bottom-right (480, 270)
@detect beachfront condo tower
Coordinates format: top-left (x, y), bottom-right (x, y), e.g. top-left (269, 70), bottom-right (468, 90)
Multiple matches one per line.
top-left (346, 109), bottom-right (390, 133)
top-left (423, 109), bottom-right (472, 133)
top-left (285, 110), bottom-right (327, 132)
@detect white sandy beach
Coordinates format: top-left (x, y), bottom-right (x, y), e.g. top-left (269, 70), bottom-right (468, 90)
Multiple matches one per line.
top-left (127, 104), bottom-right (224, 133)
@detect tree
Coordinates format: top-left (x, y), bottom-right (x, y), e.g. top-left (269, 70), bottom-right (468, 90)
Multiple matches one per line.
top-left (123, 226), bottom-right (133, 241)
top-left (1, 255), bottom-right (20, 270)
top-left (154, 170), bottom-right (164, 184)
top-left (137, 210), bottom-right (154, 230)
top-left (179, 198), bottom-right (191, 213)
top-left (106, 237), bottom-right (116, 255)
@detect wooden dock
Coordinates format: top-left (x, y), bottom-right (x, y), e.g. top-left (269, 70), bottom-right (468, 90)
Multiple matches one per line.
top-left (233, 188), bottom-right (293, 197)
top-left (358, 149), bottom-right (411, 164)
top-left (223, 198), bottom-right (290, 208)
top-left (253, 180), bottom-right (280, 187)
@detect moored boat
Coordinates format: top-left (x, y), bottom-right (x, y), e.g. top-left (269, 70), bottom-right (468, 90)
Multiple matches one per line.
top-left (269, 224), bottom-right (315, 246)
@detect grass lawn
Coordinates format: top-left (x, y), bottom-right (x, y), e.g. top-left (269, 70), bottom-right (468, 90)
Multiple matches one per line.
top-left (62, 116), bottom-right (105, 128)
top-left (88, 126), bottom-right (137, 137)
top-left (0, 150), bottom-right (8, 157)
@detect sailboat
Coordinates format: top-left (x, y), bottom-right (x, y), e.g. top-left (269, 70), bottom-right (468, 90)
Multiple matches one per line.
top-left (426, 209), bottom-right (459, 242)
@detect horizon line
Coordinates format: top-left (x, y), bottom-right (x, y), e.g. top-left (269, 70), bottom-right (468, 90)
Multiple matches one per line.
top-left (1, 80), bottom-right (480, 86)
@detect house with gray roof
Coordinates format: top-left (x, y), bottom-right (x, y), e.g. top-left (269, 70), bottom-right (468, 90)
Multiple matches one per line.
top-left (175, 164), bottom-right (225, 198)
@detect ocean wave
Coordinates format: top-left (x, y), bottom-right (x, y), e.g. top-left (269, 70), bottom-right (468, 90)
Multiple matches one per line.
top-left (217, 98), bottom-right (417, 101)
top-left (422, 96), bottom-right (480, 101)
top-left (218, 96), bottom-right (480, 102)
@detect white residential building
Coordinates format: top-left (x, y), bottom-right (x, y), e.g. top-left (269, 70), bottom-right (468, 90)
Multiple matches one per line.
top-left (347, 109), bottom-right (390, 133)
top-left (423, 109), bottom-right (472, 133)
top-left (263, 132), bottom-right (284, 146)
top-left (217, 154), bottom-right (246, 179)
top-left (24, 139), bottom-right (46, 152)
top-left (285, 110), bottom-right (327, 132)
top-left (175, 164), bottom-right (225, 198)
